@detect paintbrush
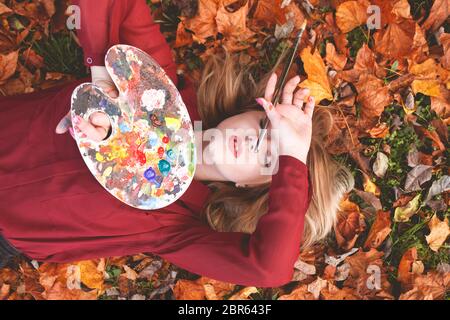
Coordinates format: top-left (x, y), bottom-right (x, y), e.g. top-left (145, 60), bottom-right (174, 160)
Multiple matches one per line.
top-left (254, 19), bottom-right (308, 153)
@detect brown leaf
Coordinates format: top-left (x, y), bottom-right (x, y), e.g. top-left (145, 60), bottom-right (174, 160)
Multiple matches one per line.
top-left (173, 279), bottom-right (206, 300)
top-left (364, 211), bottom-right (392, 250)
top-left (228, 287), bottom-right (258, 300)
top-left (425, 214), bottom-right (450, 252)
top-left (335, 210), bottom-right (366, 250)
top-left (325, 42), bottom-right (347, 71)
top-left (278, 284), bottom-right (315, 300)
top-left (397, 247), bottom-right (424, 290)
top-left (355, 73), bottom-right (392, 129)
top-left (373, 17), bottom-right (416, 59)
top-left (422, 0), bottom-right (450, 32)
top-left (184, 0), bottom-right (219, 42)
top-left (0, 51), bottom-right (19, 84)
top-left (252, 0), bottom-right (286, 27)
top-left (320, 283), bottom-right (359, 300)
top-left (399, 271), bottom-right (450, 300)
top-left (0, 3), bottom-right (13, 15)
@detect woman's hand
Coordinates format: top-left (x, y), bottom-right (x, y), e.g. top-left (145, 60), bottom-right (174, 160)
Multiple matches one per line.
top-left (256, 73), bottom-right (314, 165)
top-left (55, 67), bottom-right (117, 142)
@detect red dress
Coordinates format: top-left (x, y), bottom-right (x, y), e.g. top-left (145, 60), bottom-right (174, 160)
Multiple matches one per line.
top-left (0, 0), bottom-right (312, 287)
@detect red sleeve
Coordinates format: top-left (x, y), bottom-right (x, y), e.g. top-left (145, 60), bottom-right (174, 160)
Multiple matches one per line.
top-left (154, 156), bottom-right (313, 288)
top-left (72, 0), bottom-right (178, 85)
top-left (71, 0), bottom-right (112, 66)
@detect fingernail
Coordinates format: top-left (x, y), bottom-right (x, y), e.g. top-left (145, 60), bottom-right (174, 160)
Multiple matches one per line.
top-left (255, 98), bottom-right (265, 106)
top-left (56, 118), bottom-right (68, 133)
top-left (308, 96), bottom-right (315, 103)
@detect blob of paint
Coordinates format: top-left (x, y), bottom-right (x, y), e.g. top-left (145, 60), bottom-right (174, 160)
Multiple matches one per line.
top-left (162, 136), bottom-right (170, 144)
top-left (136, 150), bottom-right (147, 166)
top-left (150, 114), bottom-right (162, 127)
top-left (166, 149), bottom-right (175, 160)
top-left (158, 160), bottom-right (171, 177)
top-left (158, 147), bottom-right (165, 158)
top-left (144, 167), bottom-right (156, 181)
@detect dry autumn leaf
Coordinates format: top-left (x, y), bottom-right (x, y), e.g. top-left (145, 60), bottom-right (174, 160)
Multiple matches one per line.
top-left (299, 46), bottom-right (333, 103)
top-left (335, 0), bottom-right (369, 33)
top-left (0, 51), bottom-right (19, 84)
top-left (397, 247), bottom-right (424, 290)
top-left (425, 214), bottom-right (450, 252)
top-left (364, 210), bottom-right (392, 249)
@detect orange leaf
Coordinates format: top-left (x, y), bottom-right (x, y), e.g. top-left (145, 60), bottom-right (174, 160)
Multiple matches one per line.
top-left (299, 47), bottom-right (333, 103)
top-left (184, 0), bottom-right (220, 42)
top-left (173, 279), bottom-right (206, 300)
top-left (335, 0), bottom-right (369, 33)
top-left (325, 42), bottom-right (347, 71)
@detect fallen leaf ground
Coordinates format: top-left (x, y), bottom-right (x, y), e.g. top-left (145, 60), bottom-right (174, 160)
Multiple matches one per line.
top-left (0, 0), bottom-right (449, 300)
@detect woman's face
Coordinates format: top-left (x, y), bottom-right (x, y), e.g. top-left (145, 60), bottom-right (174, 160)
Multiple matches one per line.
top-left (205, 110), bottom-right (278, 186)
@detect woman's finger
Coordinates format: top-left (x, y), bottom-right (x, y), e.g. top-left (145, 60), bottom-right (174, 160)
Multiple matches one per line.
top-left (55, 111), bottom-right (72, 134)
top-left (293, 88), bottom-right (310, 109)
top-left (304, 95), bottom-right (315, 118)
top-left (96, 80), bottom-right (119, 98)
top-left (256, 98), bottom-right (281, 127)
top-left (73, 115), bottom-right (108, 142)
top-left (281, 76), bottom-right (301, 105)
top-left (264, 73), bottom-right (278, 103)
top-left (89, 112), bottom-right (111, 129)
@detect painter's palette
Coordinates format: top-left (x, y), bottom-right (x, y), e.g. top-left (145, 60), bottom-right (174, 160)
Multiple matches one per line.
top-left (70, 45), bottom-right (196, 210)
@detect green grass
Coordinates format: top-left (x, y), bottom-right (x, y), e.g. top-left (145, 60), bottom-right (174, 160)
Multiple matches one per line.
top-left (33, 32), bottom-right (88, 78)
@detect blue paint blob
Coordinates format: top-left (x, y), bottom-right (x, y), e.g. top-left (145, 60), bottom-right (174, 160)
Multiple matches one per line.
top-left (119, 122), bottom-right (131, 133)
top-left (166, 149), bottom-right (175, 160)
top-left (144, 168), bottom-right (156, 181)
top-left (154, 176), bottom-right (163, 188)
top-left (158, 160), bottom-right (171, 177)
top-left (148, 132), bottom-right (159, 147)
top-left (98, 98), bottom-right (121, 117)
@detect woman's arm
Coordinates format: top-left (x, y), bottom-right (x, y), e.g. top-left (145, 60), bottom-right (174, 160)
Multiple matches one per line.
top-left (72, 0), bottom-right (178, 85)
top-left (154, 156), bottom-right (313, 288)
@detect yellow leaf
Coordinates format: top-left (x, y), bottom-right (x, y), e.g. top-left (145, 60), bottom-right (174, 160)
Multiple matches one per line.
top-left (78, 260), bottom-right (105, 294)
top-left (411, 79), bottom-right (442, 98)
top-left (394, 194), bottom-right (421, 222)
top-left (299, 47), bottom-right (333, 103)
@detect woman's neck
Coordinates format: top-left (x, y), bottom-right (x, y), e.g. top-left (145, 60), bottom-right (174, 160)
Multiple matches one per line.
top-left (193, 130), bottom-right (227, 182)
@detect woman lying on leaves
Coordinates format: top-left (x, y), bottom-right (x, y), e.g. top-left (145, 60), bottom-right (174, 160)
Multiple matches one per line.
top-left (0, 0), bottom-right (354, 287)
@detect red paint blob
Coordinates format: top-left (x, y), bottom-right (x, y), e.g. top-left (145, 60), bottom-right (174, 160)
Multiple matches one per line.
top-left (136, 150), bottom-right (147, 166)
top-left (158, 147), bottom-right (165, 159)
top-left (162, 136), bottom-right (170, 144)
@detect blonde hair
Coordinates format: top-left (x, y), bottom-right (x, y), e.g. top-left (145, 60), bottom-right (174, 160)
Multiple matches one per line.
top-left (195, 50), bottom-right (355, 249)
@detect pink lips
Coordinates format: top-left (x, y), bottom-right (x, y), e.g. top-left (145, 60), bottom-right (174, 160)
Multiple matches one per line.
top-left (228, 135), bottom-right (242, 159)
